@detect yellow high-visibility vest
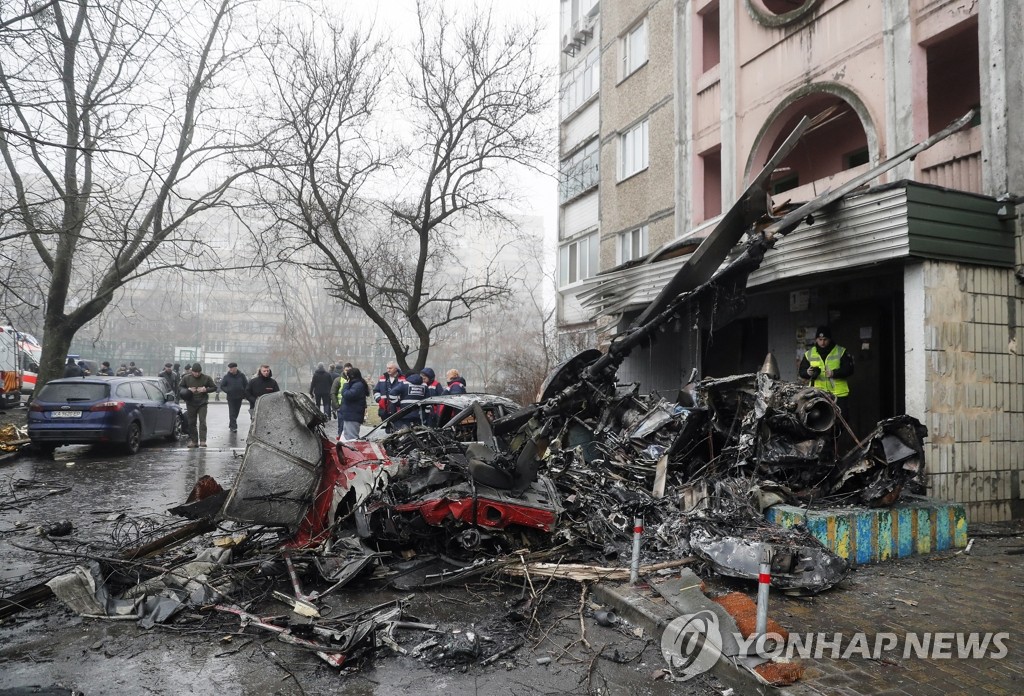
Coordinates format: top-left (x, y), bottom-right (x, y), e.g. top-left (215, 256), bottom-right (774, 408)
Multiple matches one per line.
top-left (804, 345), bottom-right (849, 397)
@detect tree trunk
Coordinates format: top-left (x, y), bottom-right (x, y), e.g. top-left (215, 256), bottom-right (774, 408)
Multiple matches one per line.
top-left (36, 318), bottom-right (77, 394)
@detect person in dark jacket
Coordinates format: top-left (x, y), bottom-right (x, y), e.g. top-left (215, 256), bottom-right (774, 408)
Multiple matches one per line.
top-left (339, 367), bottom-right (369, 441)
top-left (127, 361), bottom-right (143, 376)
top-left (97, 361), bottom-right (114, 376)
top-left (445, 369), bottom-right (467, 394)
top-left (389, 372), bottom-right (428, 431)
top-left (158, 363), bottom-right (177, 395)
top-left (373, 361), bottom-right (404, 420)
top-left (246, 364), bottom-right (280, 411)
top-left (420, 367), bottom-right (442, 397)
top-left (327, 363), bottom-right (341, 419)
top-left (179, 362), bottom-right (218, 447)
top-left (419, 367), bottom-right (443, 426)
top-left (63, 357), bottom-right (83, 378)
top-left (219, 362), bottom-right (249, 433)
top-left (309, 362), bottom-right (334, 418)
top-left (172, 363), bottom-right (182, 402)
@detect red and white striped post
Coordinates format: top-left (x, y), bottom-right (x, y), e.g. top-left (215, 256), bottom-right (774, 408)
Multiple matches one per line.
top-left (755, 543), bottom-right (773, 636)
top-left (629, 515), bottom-right (643, 585)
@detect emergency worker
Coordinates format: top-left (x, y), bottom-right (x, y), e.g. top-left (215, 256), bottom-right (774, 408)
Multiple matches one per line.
top-left (799, 326), bottom-right (854, 421)
top-left (445, 369), bottom-right (466, 394)
top-left (389, 371), bottom-right (428, 430)
top-left (373, 361), bottom-right (404, 420)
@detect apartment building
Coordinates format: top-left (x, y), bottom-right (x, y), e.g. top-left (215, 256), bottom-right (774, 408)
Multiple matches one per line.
top-left (557, 0), bottom-right (1024, 521)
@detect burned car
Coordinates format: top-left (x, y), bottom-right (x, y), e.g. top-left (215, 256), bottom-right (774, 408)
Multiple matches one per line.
top-left (216, 392), bottom-right (559, 559)
top-left (366, 393), bottom-right (521, 441)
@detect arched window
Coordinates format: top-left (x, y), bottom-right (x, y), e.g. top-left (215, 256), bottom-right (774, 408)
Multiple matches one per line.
top-left (745, 0), bottom-right (823, 28)
top-left (749, 91), bottom-right (872, 195)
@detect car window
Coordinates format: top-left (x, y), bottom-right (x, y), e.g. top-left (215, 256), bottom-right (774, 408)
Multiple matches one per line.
top-left (37, 382), bottom-right (108, 403)
top-left (116, 383), bottom-right (134, 399)
top-left (129, 382), bottom-right (152, 401)
top-left (142, 382), bottom-right (165, 401)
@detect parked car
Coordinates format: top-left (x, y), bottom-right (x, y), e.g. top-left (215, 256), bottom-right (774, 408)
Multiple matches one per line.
top-left (28, 376), bottom-right (182, 455)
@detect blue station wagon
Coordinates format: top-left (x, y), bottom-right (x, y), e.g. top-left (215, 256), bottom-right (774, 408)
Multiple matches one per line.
top-left (28, 376), bottom-right (182, 455)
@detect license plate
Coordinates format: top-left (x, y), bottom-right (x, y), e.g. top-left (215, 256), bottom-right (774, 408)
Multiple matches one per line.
top-left (51, 411), bottom-right (82, 418)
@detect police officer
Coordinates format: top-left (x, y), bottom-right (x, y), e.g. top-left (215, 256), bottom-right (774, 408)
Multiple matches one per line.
top-left (799, 326), bottom-right (854, 421)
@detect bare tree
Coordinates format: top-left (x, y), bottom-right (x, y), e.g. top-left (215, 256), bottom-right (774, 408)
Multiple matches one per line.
top-left (257, 0), bottom-right (554, 373)
top-left (484, 267), bottom-right (561, 404)
top-left (0, 0), bottom-right (269, 391)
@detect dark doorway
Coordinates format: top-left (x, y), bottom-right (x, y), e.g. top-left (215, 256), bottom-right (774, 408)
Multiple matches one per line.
top-left (702, 317), bottom-right (769, 377)
top-left (827, 296), bottom-right (902, 441)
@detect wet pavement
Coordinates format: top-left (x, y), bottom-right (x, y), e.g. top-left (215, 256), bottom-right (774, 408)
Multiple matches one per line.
top-left (772, 522), bottom-right (1023, 696)
top-left (0, 404), bottom-right (721, 695)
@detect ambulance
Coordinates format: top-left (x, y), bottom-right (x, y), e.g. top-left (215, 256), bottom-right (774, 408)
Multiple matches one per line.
top-left (0, 325), bottom-right (23, 408)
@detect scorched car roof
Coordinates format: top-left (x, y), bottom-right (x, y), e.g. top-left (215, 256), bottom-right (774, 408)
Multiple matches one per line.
top-left (414, 393), bottom-right (520, 410)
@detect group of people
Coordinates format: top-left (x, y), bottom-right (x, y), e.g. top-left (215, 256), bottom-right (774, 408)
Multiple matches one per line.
top-left (304, 360), bottom-right (467, 441)
top-left (158, 361), bottom-right (281, 447)
top-left (312, 363), bottom-right (367, 441)
top-left (307, 362), bottom-right (371, 442)
top-left (61, 358), bottom-right (142, 377)
top-left (64, 353), bottom-right (471, 448)
top-left (372, 362), bottom-right (467, 431)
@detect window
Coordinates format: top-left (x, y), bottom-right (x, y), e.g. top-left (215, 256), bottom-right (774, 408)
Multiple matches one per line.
top-left (618, 119), bottom-right (649, 180)
top-left (560, 49), bottom-right (600, 118)
top-left (559, 233), bottom-right (599, 287)
top-left (700, 148), bottom-right (722, 220)
top-left (559, 139), bottom-right (600, 202)
top-left (772, 173), bottom-right (799, 195)
top-left (925, 21), bottom-right (979, 136)
top-left (618, 225), bottom-right (648, 264)
top-left (565, 0), bottom-right (599, 27)
top-left (620, 19), bottom-right (648, 79)
top-left (700, 2), bottom-right (720, 73)
top-left (843, 147), bottom-right (869, 169)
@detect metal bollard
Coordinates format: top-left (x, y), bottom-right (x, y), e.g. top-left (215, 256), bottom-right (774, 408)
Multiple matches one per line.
top-left (629, 515), bottom-right (643, 585)
top-left (755, 543), bottom-right (773, 636)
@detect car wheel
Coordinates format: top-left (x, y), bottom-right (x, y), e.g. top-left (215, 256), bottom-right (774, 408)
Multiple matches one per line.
top-left (124, 422), bottom-right (142, 455)
top-left (165, 415), bottom-right (182, 442)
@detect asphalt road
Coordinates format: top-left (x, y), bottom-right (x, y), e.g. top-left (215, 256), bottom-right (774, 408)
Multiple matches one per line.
top-left (0, 402), bottom-right (721, 695)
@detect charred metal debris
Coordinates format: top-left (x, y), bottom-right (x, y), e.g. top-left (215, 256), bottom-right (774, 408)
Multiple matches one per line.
top-left (1, 111), bottom-right (974, 674)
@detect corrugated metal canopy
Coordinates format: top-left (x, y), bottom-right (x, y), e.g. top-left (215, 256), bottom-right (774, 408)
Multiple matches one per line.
top-left (579, 181), bottom-right (1014, 318)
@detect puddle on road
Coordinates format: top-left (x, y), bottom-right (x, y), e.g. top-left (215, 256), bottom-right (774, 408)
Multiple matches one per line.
top-left (0, 406), bottom-right (244, 587)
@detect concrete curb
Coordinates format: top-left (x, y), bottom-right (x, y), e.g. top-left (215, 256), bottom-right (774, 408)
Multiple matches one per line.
top-left (594, 572), bottom-right (815, 696)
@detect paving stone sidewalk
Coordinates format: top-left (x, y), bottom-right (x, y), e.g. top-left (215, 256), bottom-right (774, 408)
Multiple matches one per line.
top-left (762, 519), bottom-right (1024, 695)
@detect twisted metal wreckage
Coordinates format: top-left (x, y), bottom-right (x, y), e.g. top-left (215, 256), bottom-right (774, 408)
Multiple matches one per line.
top-left (26, 111), bottom-right (972, 669)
